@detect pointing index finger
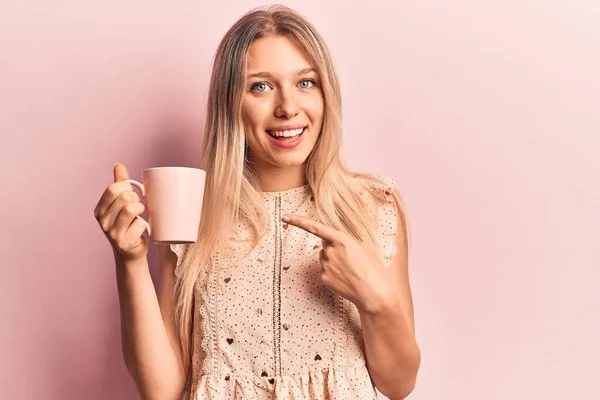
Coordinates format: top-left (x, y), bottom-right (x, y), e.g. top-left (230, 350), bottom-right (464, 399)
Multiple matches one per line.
top-left (282, 214), bottom-right (344, 243)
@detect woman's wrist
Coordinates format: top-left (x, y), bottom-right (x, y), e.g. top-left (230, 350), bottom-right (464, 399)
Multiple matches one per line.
top-left (114, 254), bottom-right (149, 275)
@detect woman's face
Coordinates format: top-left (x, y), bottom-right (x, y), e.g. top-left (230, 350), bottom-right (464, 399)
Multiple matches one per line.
top-left (241, 35), bottom-right (324, 169)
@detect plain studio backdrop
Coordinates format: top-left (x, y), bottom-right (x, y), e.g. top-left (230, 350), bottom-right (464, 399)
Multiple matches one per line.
top-left (1, 1), bottom-right (598, 399)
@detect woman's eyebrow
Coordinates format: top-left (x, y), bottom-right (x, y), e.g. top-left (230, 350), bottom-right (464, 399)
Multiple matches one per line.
top-left (247, 68), bottom-right (317, 79)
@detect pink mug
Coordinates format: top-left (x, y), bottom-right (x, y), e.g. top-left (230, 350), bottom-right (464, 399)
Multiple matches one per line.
top-left (124, 167), bottom-right (206, 244)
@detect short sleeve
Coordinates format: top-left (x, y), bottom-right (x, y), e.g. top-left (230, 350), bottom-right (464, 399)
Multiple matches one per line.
top-left (360, 175), bottom-right (399, 266)
top-left (169, 243), bottom-right (191, 277)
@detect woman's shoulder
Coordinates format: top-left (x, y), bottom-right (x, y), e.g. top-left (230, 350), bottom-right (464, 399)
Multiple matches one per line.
top-left (351, 172), bottom-right (397, 202)
top-left (351, 172), bottom-right (401, 238)
top-left (169, 243), bottom-right (191, 271)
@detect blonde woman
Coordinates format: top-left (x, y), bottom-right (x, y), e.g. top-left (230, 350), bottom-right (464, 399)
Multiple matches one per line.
top-left (94, 5), bottom-right (420, 400)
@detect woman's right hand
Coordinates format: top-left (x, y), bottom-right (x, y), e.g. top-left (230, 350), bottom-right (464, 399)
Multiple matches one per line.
top-left (94, 163), bottom-right (149, 263)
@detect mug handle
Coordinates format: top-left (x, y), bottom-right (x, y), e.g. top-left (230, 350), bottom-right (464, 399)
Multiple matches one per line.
top-left (123, 179), bottom-right (151, 236)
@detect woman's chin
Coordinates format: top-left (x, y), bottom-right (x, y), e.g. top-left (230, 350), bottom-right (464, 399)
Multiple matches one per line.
top-left (271, 152), bottom-right (310, 168)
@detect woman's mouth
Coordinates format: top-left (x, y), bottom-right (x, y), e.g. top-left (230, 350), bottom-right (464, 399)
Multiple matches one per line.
top-left (265, 127), bottom-right (307, 149)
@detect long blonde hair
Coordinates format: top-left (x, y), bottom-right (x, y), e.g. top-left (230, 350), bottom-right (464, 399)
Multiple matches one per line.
top-left (173, 4), bottom-right (409, 371)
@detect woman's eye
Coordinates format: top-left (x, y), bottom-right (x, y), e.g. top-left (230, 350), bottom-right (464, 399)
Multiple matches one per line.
top-left (299, 79), bottom-right (315, 89)
top-left (251, 82), bottom-right (270, 92)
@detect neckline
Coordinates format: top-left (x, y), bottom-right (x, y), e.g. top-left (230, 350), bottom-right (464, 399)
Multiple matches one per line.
top-left (259, 183), bottom-right (311, 199)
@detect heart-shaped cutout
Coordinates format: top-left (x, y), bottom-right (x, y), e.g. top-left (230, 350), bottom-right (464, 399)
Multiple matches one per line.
top-left (227, 338), bottom-right (233, 344)
top-left (224, 277), bottom-right (231, 283)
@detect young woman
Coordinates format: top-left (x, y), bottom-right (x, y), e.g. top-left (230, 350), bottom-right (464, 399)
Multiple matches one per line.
top-left (94, 5), bottom-right (420, 400)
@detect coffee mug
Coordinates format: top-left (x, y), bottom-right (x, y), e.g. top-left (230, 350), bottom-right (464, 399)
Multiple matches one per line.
top-left (123, 167), bottom-right (206, 244)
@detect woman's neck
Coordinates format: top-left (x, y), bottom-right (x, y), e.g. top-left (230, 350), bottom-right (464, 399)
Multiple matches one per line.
top-left (254, 165), bottom-right (306, 192)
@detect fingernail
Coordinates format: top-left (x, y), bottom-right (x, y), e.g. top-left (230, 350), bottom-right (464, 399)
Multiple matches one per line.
top-left (113, 163), bottom-right (120, 167)
top-left (282, 215), bottom-right (291, 222)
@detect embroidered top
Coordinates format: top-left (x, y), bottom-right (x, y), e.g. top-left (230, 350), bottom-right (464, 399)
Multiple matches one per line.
top-left (170, 175), bottom-right (399, 400)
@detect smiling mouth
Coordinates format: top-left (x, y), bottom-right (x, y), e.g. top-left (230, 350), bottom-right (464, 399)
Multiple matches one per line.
top-left (266, 126), bottom-right (307, 141)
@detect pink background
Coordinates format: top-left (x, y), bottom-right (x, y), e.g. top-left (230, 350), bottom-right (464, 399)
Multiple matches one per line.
top-left (1, 1), bottom-right (598, 399)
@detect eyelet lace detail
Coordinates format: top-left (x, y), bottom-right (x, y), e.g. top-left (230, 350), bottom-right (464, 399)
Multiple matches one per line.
top-left (359, 175), bottom-right (399, 267)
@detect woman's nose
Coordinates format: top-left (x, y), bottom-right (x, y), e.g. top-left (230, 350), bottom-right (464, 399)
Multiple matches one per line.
top-left (275, 90), bottom-right (299, 118)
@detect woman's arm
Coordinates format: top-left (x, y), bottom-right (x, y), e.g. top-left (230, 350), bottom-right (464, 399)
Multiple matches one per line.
top-left (116, 245), bottom-right (189, 400)
top-left (360, 190), bottom-right (421, 399)
top-left (360, 296), bottom-right (420, 399)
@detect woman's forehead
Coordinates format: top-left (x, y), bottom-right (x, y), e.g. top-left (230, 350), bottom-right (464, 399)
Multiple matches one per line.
top-left (246, 36), bottom-right (314, 77)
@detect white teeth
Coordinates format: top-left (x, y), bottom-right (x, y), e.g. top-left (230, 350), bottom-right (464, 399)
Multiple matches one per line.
top-left (268, 128), bottom-right (305, 137)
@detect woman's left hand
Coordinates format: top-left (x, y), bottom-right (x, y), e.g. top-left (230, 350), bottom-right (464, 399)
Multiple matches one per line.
top-left (282, 214), bottom-right (398, 314)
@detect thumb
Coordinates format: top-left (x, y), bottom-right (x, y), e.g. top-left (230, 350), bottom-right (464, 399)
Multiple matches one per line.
top-left (113, 163), bottom-right (130, 183)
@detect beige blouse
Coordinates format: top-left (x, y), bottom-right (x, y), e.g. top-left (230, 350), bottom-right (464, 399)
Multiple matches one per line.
top-left (170, 175), bottom-right (399, 400)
